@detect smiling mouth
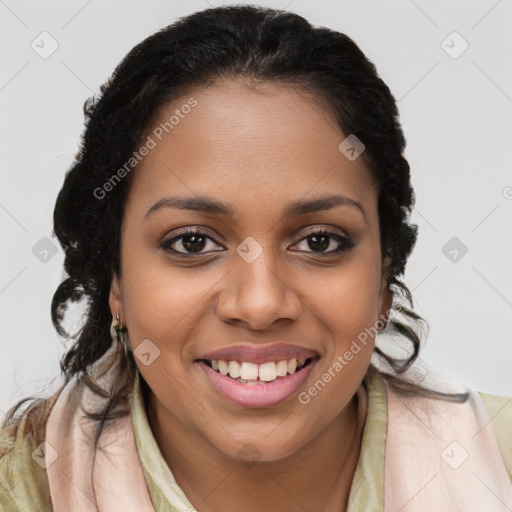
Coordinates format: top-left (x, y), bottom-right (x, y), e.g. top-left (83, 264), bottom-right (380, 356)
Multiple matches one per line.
top-left (197, 356), bottom-right (318, 385)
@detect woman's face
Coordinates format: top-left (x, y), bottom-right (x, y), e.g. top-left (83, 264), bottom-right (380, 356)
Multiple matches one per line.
top-left (110, 78), bottom-right (392, 462)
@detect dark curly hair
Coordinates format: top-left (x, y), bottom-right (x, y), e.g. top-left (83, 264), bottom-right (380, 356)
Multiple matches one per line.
top-left (2, 4), bottom-right (468, 444)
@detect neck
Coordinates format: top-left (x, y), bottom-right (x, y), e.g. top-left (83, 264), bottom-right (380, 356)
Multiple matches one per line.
top-left (145, 382), bottom-right (367, 512)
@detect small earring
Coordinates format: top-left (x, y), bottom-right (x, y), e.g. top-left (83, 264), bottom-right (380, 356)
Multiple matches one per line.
top-left (110, 314), bottom-right (125, 340)
top-left (111, 312), bottom-right (132, 362)
top-left (114, 314), bottom-right (123, 332)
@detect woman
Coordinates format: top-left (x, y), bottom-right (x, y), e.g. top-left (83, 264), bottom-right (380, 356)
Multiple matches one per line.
top-left (1, 5), bottom-right (510, 511)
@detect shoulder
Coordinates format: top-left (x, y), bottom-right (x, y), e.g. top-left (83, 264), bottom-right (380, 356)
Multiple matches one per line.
top-left (0, 393), bottom-right (60, 511)
top-left (478, 390), bottom-right (512, 480)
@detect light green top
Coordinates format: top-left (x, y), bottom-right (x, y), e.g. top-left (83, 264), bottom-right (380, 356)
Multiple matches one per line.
top-left (130, 369), bottom-right (389, 511)
top-left (1, 369), bottom-right (510, 511)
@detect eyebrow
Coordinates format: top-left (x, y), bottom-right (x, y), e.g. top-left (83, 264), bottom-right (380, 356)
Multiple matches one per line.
top-left (144, 194), bottom-right (367, 223)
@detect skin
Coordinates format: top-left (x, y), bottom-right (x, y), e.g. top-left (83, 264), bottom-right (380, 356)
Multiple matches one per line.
top-left (109, 78), bottom-right (392, 512)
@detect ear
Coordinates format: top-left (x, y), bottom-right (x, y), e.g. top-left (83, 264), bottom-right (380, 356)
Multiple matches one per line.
top-left (109, 273), bottom-right (125, 323)
top-left (378, 256), bottom-right (393, 322)
top-left (379, 284), bottom-right (393, 321)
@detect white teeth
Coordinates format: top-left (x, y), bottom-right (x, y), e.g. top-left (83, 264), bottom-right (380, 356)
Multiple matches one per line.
top-left (276, 360), bottom-right (288, 377)
top-left (218, 360), bottom-right (229, 376)
top-left (287, 358), bottom-right (297, 374)
top-left (240, 362), bottom-right (259, 380)
top-left (208, 356), bottom-right (312, 382)
top-left (258, 361), bottom-right (277, 382)
top-left (228, 360), bottom-right (241, 378)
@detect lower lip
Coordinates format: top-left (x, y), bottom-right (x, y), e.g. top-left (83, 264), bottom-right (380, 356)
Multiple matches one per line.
top-left (197, 359), bottom-right (318, 408)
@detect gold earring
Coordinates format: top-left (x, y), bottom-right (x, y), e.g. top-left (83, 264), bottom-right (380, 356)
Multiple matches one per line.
top-left (111, 313), bottom-right (133, 362)
top-left (114, 314), bottom-right (123, 333)
top-left (110, 313), bottom-right (124, 339)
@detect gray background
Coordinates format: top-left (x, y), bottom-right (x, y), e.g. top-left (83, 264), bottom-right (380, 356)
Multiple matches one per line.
top-left (1, 0), bottom-right (511, 416)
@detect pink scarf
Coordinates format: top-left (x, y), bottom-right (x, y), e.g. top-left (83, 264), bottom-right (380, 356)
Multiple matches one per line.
top-left (45, 373), bottom-right (155, 511)
top-left (384, 382), bottom-right (512, 510)
top-left (45, 363), bottom-right (512, 511)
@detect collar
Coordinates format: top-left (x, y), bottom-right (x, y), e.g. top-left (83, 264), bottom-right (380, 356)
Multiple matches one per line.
top-left (130, 367), bottom-right (388, 511)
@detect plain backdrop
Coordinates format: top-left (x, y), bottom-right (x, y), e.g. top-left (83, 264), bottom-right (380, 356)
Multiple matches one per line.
top-left (1, 0), bottom-right (511, 416)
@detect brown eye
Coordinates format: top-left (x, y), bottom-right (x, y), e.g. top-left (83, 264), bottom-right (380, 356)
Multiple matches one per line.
top-left (160, 229), bottom-right (225, 255)
top-left (291, 230), bottom-right (355, 254)
top-left (176, 234), bottom-right (207, 253)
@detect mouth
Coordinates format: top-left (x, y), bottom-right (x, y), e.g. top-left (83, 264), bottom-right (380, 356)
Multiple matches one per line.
top-left (198, 356), bottom-right (318, 384)
top-left (195, 355), bottom-right (320, 408)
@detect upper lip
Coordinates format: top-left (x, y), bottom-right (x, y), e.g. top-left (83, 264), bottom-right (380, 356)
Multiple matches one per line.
top-left (197, 343), bottom-right (319, 364)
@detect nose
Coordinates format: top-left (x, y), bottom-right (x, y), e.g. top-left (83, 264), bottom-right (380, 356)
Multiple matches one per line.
top-left (216, 251), bottom-right (302, 331)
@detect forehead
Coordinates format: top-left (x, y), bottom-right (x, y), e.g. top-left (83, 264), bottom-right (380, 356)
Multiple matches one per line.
top-left (127, 79), bottom-right (377, 219)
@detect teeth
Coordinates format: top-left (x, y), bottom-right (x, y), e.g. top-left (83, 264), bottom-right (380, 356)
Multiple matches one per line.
top-left (228, 361), bottom-right (241, 378)
top-left (259, 361), bottom-right (277, 382)
top-left (276, 360), bottom-right (288, 377)
top-left (240, 362), bottom-right (259, 380)
top-left (207, 356), bottom-right (310, 382)
top-left (218, 360), bottom-right (229, 376)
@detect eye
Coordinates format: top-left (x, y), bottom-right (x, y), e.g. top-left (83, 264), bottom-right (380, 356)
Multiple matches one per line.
top-left (160, 227), bottom-right (356, 257)
top-left (290, 228), bottom-right (355, 254)
top-left (160, 228), bottom-right (225, 255)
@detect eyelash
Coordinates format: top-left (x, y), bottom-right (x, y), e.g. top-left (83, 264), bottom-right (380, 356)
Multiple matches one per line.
top-left (159, 227), bottom-right (356, 257)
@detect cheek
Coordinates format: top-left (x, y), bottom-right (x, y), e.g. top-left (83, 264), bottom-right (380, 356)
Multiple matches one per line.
top-left (307, 257), bottom-right (382, 338)
top-left (119, 241), bottom-right (220, 348)
top-left (298, 262), bottom-right (380, 418)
